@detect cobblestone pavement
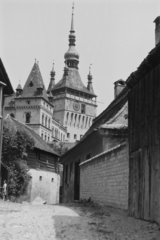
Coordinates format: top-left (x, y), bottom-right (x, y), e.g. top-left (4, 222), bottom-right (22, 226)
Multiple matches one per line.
top-left (0, 200), bottom-right (160, 240)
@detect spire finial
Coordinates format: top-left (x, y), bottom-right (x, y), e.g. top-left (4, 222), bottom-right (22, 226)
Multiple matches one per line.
top-left (71, 2), bottom-right (74, 32)
top-left (52, 60), bottom-right (55, 72)
top-left (89, 64), bottom-right (93, 75)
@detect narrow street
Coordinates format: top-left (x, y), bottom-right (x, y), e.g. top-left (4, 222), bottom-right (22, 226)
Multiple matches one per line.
top-left (0, 200), bottom-right (159, 240)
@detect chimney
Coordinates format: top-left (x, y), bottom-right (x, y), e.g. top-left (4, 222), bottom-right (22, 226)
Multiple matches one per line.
top-left (154, 16), bottom-right (160, 46)
top-left (114, 79), bottom-right (126, 99)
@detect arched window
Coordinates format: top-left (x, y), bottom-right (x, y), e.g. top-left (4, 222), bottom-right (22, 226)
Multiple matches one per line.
top-left (66, 112), bottom-right (69, 124)
top-left (48, 118), bottom-right (50, 128)
top-left (75, 114), bottom-right (77, 126)
top-left (42, 114), bottom-right (44, 125)
top-left (85, 117), bottom-right (88, 128)
top-left (26, 112), bottom-right (31, 123)
top-left (45, 135), bottom-right (47, 141)
top-left (63, 134), bottom-right (65, 141)
top-left (52, 127), bottom-right (54, 137)
top-left (71, 113), bottom-right (74, 125)
top-left (45, 116), bottom-right (47, 127)
top-left (82, 116), bottom-right (85, 128)
top-left (78, 115), bottom-right (81, 127)
top-left (81, 104), bottom-right (86, 114)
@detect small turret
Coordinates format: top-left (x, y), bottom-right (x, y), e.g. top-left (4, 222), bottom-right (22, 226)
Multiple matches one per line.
top-left (87, 65), bottom-right (95, 95)
top-left (16, 82), bottom-right (23, 96)
top-left (47, 62), bottom-right (56, 93)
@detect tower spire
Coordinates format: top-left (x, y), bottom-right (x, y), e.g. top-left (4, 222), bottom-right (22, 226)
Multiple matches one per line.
top-left (47, 61), bottom-right (56, 93)
top-left (71, 3), bottom-right (74, 32)
top-left (64, 3), bottom-right (79, 69)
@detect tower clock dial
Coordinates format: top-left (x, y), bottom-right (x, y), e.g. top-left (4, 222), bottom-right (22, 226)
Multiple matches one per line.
top-left (73, 102), bottom-right (80, 111)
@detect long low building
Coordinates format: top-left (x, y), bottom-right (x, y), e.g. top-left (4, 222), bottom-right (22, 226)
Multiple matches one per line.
top-left (3, 114), bottom-right (61, 204)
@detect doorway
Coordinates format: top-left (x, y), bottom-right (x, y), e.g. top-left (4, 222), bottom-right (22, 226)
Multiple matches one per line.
top-left (74, 160), bottom-right (80, 200)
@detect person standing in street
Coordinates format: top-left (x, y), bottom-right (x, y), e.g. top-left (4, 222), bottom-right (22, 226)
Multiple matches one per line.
top-left (3, 180), bottom-right (7, 201)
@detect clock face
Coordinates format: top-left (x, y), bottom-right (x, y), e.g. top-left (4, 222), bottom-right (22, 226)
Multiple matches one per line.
top-left (73, 102), bottom-right (80, 111)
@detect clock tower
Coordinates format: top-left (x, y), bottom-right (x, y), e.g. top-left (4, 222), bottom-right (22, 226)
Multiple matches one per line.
top-left (47, 4), bottom-right (97, 142)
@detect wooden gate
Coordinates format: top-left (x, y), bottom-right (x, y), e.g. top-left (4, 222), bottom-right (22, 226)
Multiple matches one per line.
top-left (129, 146), bottom-right (160, 223)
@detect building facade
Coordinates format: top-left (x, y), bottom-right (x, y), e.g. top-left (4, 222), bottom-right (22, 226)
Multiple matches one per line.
top-left (4, 62), bottom-right (66, 143)
top-left (126, 17), bottom-right (160, 224)
top-left (61, 83), bottom-right (129, 209)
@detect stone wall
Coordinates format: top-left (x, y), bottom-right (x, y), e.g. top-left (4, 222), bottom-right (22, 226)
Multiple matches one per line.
top-left (80, 143), bottom-right (129, 210)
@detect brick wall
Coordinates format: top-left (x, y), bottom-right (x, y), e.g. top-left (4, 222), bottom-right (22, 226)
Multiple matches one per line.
top-left (80, 143), bottom-right (129, 210)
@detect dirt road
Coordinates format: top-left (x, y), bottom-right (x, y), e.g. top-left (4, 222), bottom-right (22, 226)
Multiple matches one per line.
top-left (0, 200), bottom-right (159, 240)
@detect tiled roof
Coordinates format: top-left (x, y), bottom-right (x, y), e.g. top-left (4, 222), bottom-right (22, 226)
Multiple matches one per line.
top-left (52, 68), bottom-right (96, 97)
top-left (20, 62), bottom-right (48, 100)
top-left (126, 42), bottom-right (160, 88)
top-left (4, 114), bottom-right (59, 156)
top-left (0, 58), bottom-right (14, 95)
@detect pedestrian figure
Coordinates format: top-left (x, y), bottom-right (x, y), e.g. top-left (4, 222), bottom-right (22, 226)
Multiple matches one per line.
top-left (3, 180), bottom-right (7, 201)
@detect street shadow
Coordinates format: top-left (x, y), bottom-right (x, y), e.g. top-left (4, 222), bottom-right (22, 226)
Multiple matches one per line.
top-left (52, 204), bottom-right (98, 240)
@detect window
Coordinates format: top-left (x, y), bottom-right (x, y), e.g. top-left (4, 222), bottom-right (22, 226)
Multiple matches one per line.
top-left (51, 178), bottom-right (54, 182)
top-left (86, 154), bottom-right (91, 160)
top-left (45, 135), bottom-right (47, 141)
top-left (48, 118), bottom-right (50, 128)
top-left (42, 114), bottom-right (44, 125)
top-left (74, 134), bottom-right (77, 140)
top-left (52, 127), bottom-right (54, 137)
top-left (26, 100), bottom-right (30, 104)
top-left (39, 176), bottom-right (42, 181)
top-left (67, 133), bottom-right (70, 139)
top-left (48, 136), bottom-right (50, 142)
top-left (41, 133), bottom-right (43, 139)
top-left (45, 116), bottom-right (47, 127)
top-left (29, 81), bottom-right (33, 87)
top-left (25, 112), bottom-right (31, 123)
top-left (81, 104), bottom-right (86, 114)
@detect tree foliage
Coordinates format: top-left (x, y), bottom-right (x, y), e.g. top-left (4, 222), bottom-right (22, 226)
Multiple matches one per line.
top-left (49, 141), bottom-right (69, 156)
top-left (2, 121), bottom-right (35, 199)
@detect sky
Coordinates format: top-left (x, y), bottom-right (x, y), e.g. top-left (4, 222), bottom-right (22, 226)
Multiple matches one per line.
top-left (0, 0), bottom-right (160, 115)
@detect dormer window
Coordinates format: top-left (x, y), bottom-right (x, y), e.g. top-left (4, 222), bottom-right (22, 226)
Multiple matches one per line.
top-left (25, 112), bottom-right (31, 123)
top-left (29, 81), bottom-right (33, 87)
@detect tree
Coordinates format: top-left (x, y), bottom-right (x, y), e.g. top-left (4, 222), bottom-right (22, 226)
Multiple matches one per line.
top-left (2, 120), bottom-right (35, 199)
top-left (49, 141), bottom-right (69, 156)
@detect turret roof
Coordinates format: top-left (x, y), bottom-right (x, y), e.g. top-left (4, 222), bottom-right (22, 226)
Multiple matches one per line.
top-left (20, 62), bottom-right (48, 100)
top-left (52, 68), bottom-right (96, 97)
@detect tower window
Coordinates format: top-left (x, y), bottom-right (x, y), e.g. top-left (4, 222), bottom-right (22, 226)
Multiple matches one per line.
top-left (81, 104), bottom-right (86, 114)
top-left (74, 134), bottom-right (77, 140)
top-left (67, 133), bottom-right (70, 139)
top-left (29, 81), bottom-right (33, 87)
top-left (39, 176), bottom-right (42, 181)
top-left (25, 112), bottom-right (31, 123)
